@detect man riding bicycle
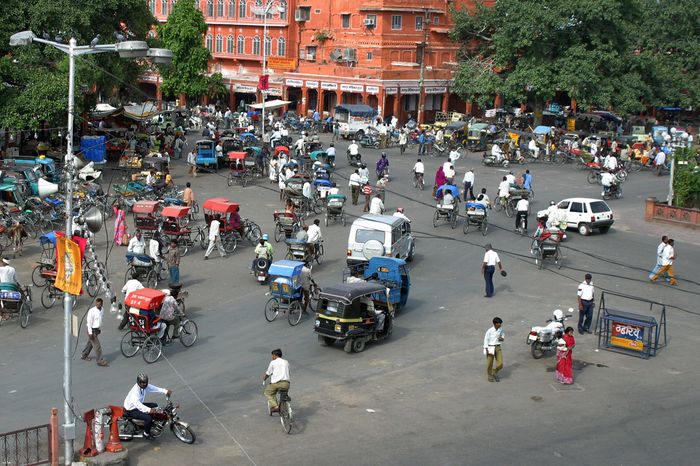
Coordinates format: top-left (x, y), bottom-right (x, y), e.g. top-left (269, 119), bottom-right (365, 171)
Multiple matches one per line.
top-left (123, 373), bottom-right (172, 439)
top-left (262, 349), bottom-right (290, 414)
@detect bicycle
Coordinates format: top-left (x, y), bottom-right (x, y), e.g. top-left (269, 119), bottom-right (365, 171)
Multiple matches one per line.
top-left (265, 382), bottom-right (293, 434)
top-left (413, 172), bottom-right (424, 190)
top-left (516, 211), bottom-right (528, 236)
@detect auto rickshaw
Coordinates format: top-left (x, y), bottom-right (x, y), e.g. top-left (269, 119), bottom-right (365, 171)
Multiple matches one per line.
top-left (444, 121), bottom-right (468, 146)
top-left (314, 282), bottom-right (394, 353)
top-left (195, 139), bottom-right (217, 170)
top-left (362, 257), bottom-right (410, 310)
top-left (467, 123), bottom-right (489, 151)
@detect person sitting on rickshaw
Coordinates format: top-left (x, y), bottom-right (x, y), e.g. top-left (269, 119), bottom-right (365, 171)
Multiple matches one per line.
top-left (284, 199), bottom-right (296, 215)
top-left (361, 294), bottom-right (385, 333)
top-left (158, 292), bottom-right (180, 341)
top-left (393, 207), bottom-right (411, 223)
top-left (440, 188), bottom-right (456, 208)
top-left (474, 188), bottom-right (491, 209)
top-left (0, 257), bottom-right (18, 286)
top-left (296, 225), bottom-right (309, 242)
top-left (127, 230), bottom-right (146, 262)
top-left (148, 231), bottom-right (163, 268)
top-left (228, 206), bottom-right (244, 237)
top-left (128, 302), bottom-right (166, 339)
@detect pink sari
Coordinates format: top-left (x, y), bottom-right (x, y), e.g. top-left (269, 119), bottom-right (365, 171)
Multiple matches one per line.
top-left (113, 207), bottom-right (127, 245)
top-left (555, 334), bottom-right (575, 384)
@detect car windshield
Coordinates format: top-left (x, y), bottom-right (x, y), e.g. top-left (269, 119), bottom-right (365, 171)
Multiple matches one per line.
top-left (355, 229), bottom-right (384, 243)
top-left (322, 300), bottom-right (342, 317)
top-left (590, 201), bottom-right (611, 213)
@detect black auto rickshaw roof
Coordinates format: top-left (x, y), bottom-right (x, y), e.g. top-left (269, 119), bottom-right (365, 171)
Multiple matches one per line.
top-left (319, 283), bottom-right (386, 304)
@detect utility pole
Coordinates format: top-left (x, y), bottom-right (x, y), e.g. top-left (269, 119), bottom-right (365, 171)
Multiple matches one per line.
top-left (417, 8), bottom-right (430, 125)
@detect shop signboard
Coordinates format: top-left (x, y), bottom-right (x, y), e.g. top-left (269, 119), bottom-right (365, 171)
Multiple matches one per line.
top-left (610, 321), bottom-right (645, 351)
top-left (366, 85), bottom-right (380, 94)
top-left (340, 83), bottom-right (364, 93)
top-left (306, 81), bottom-right (319, 88)
top-left (285, 79), bottom-right (304, 87)
top-left (320, 82), bottom-right (337, 90)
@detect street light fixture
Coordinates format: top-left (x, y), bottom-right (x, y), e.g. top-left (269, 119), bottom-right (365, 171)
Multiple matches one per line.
top-left (9, 30), bottom-right (171, 466)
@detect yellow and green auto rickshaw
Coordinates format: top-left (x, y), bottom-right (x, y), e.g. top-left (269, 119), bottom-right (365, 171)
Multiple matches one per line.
top-left (467, 123), bottom-right (489, 151)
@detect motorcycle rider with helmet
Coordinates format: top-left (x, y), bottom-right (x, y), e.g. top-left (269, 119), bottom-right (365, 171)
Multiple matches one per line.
top-left (123, 373), bottom-right (172, 439)
top-left (252, 233), bottom-right (274, 273)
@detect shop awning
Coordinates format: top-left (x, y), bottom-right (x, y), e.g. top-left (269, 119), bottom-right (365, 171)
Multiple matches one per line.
top-left (122, 102), bottom-right (159, 121)
top-left (248, 99), bottom-right (291, 110)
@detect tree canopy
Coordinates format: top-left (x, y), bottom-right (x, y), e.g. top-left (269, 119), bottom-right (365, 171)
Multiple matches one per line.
top-left (0, 0), bottom-right (156, 130)
top-left (451, 0), bottom-right (700, 117)
top-left (157, 0), bottom-right (214, 100)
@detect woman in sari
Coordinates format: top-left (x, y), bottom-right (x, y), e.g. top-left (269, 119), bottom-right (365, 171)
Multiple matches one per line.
top-left (433, 166), bottom-right (447, 198)
top-left (113, 203), bottom-right (127, 246)
top-left (555, 326), bottom-right (575, 384)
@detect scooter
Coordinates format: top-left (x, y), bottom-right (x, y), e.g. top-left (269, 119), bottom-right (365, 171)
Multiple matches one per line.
top-left (115, 396), bottom-right (195, 444)
top-left (253, 257), bottom-right (272, 285)
top-left (481, 152), bottom-right (510, 168)
top-left (602, 183), bottom-right (622, 200)
top-left (346, 150), bottom-right (362, 167)
top-left (526, 309), bottom-right (573, 359)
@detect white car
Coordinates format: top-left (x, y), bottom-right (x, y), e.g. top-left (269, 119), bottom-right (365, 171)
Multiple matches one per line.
top-left (538, 198), bottom-right (614, 236)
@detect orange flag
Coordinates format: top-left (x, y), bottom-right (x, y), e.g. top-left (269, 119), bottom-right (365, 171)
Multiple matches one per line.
top-left (55, 237), bottom-right (82, 295)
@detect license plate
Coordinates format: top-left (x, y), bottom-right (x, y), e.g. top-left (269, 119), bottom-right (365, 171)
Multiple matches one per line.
top-left (527, 335), bottom-right (537, 341)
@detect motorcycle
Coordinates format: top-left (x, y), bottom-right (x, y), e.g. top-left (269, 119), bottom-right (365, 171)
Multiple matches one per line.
top-left (253, 257), bottom-right (272, 284)
top-left (359, 132), bottom-right (381, 149)
top-left (602, 182), bottom-right (622, 200)
top-left (481, 152), bottom-right (510, 167)
top-left (346, 150), bottom-right (362, 167)
top-left (116, 396), bottom-right (195, 444)
top-left (526, 309), bottom-right (573, 359)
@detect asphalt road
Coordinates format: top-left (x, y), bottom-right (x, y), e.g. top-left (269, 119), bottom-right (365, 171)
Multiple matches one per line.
top-left (2, 133), bottom-right (699, 466)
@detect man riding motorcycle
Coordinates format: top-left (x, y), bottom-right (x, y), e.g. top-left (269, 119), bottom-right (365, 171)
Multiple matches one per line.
top-left (347, 139), bottom-right (360, 164)
top-left (123, 373), bottom-right (172, 439)
top-left (252, 234), bottom-right (274, 273)
top-left (376, 152), bottom-right (390, 178)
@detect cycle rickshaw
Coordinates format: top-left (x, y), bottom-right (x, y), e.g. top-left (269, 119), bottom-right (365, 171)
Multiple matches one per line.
top-left (463, 202), bottom-right (488, 236)
top-left (530, 231), bottom-right (563, 269)
top-left (273, 211), bottom-right (303, 243)
top-left (433, 184), bottom-right (460, 229)
top-left (309, 150), bottom-right (335, 173)
top-left (284, 238), bottom-right (323, 264)
top-left (132, 200), bottom-right (161, 240)
top-left (264, 260), bottom-right (307, 326)
top-left (159, 206), bottom-right (207, 256)
top-left (324, 193), bottom-right (347, 226)
top-left (202, 198), bottom-right (241, 253)
top-left (226, 151), bottom-right (253, 187)
top-left (119, 287), bottom-right (198, 364)
top-left (495, 188), bottom-right (530, 218)
top-left (0, 282), bottom-right (32, 328)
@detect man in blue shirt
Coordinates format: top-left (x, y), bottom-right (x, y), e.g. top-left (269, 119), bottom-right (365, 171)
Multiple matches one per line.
top-left (522, 169), bottom-right (532, 191)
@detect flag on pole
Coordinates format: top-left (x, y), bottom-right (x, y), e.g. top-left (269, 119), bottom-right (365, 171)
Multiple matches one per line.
top-left (258, 75), bottom-right (269, 91)
top-left (55, 236), bottom-right (82, 295)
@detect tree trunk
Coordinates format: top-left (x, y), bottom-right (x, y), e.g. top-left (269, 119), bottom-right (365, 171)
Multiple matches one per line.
top-left (532, 99), bottom-right (544, 127)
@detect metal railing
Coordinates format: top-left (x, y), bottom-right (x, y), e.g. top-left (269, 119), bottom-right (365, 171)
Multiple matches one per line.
top-left (0, 408), bottom-right (57, 466)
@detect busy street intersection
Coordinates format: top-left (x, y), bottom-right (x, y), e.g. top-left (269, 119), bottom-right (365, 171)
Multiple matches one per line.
top-left (1, 132), bottom-right (699, 465)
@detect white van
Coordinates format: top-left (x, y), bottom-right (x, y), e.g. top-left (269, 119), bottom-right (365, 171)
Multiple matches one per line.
top-left (335, 104), bottom-right (377, 140)
top-left (347, 214), bottom-right (415, 267)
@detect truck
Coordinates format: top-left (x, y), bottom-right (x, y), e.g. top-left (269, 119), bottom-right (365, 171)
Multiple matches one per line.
top-left (335, 104), bottom-right (377, 140)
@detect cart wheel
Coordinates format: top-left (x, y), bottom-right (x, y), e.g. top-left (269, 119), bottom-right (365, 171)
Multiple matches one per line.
top-left (160, 234), bottom-right (170, 254)
top-left (223, 235), bottom-right (238, 254)
top-left (535, 248), bottom-right (544, 270)
top-left (227, 173), bottom-right (234, 187)
top-left (287, 300), bottom-right (302, 326)
top-left (179, 320), bottom-right (198, 347)
top-left (41, 286), bottom-right (56, 309)
top-left (324, 215), bottom-right (328, 227)
top-left (481, 220), bottom-right (488, 236)
top-left (351, 338), bottom-right (366, 353)
top-left (319, 335), bottom-right (335, 347)
top-left (248, 224), bottom-right (262, 244)
top-left (463, 219), bottom-right (470, 235)
top-left (142, 335), bottom-right (162, 364)
top-left (19, 301), bottom-right (29, 329)
top-left (124, 266), bottom-right (135, 285)
top-left (274, 224), bottom-right (283, 243)
top-left (341, 215), bottom-right (346, 227)
top-left (265, 298), bottom-right (280, 322)
top-left (308, 285), bottom-right (320, 312)
top-left (145, 269), bottom-right (158, 288)
top-left (315, 245), bottom-right (323, 265)
top-left (493, 197), bottom-right (503, 212)
top-left (84, 271), bottom-right (99, 298)
top-left (120, 331), bottom-right (141, 358)
top-left (554, 248), bottom-right (563, 269)
top-left (505, 202), bottom-right (515, 218)
top-left (451, 211), bottom-right (458, 229)
top-left (198, 229), bottom-right (207, 250)
top-left (587, 171), bottom-right (598, 184)
top-left (32, 264), bottom-right (48, 287)
top-left (432, 210), bottom-right (440, 228)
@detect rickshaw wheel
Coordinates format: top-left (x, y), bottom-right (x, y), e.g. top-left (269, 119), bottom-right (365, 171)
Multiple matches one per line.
top-left (324, 215), bottom-right (328, 227)
top-left (124, 266), bottom-right (135, 286)
top-left (223, 235), bottom-right (238, 254)
top-left (554, 248), bottom-right (563, 269)
top-left (19, 301), bottom-right (29, 329)
top-left (160, 234), bottom-right (171, 254)
top-left (341, 215), bottom-right (346, 227)
top-left (274, 224), bottom-right (284, 243)
top-left (481, 221), bottom-right (488, 236)
top-left (197, 229), bottom-right (207, 249)
top-left (315, 245), bottom-right (323, 265)
top-left (505, 202), bottom-right (515, 218)
top-left (287, 301), bottom-right (302, 326)
top-left (120, 331), bottom-right (141, 358)
top-left (178, 241), bottom-right (189, 257)
top-left (227, 173), bottom-right (234, 187)
top-left (318, 335), bottom-right (335, 347)
top-left (493, 197), bottom-right (503, 212)
top-left (351, 338), bottom-right (366, 353)
top-left (241, 175), bottom-right (248, 188)
top-left (432, 211), bottom-right (440, 228)
top-left (265, 298), bottom-right (280, 322)
top-left (535, 248), bottom-right (544, 270)
top-left (145, 269), bottom-right (158, 288)
top-left (179, 320), bottom-right (198, 347)
top-left (41, 286), bottom-right (56, 309)
top-left (142, 335), bottom-right (162, 364)
top-left (463, 219), bottom-right (470, 235)
top-left (32, 264), bottom-right (48, 287)
top-left (450, 211), bottom-right (458, 229)
top-left (84, 272), bottom-right (99, 298)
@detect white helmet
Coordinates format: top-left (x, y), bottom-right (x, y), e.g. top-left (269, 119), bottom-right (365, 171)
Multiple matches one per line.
top-left (553, 309), bottom-right (564, 321)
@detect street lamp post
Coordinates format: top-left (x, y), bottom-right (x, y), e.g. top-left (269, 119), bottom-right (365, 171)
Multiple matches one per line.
top-left (9, 31), bottom-right (171, 465)
top-left (257, 0), bottom-right (286, 138)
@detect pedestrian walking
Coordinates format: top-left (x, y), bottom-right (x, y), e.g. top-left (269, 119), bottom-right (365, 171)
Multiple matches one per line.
top-left (418, 130), bottom-right (426, 156)
top-left (577, 273), bottom-right (595, 334)
top-left (81, 298), bottom-right (108, 366)
top-left (463, 168), bottom-right (475, 201)
top-left (481, 244), bottom-right (504, 298)
top-left (648, 235), bottom-right (668, 281)
top-left (166, 239), bottom-right (180, 284)
top-left (362, 182), bottom-right (373, 212)
top-left (483, 317), bottom-right (504, 382)
top-left (349, 169), bottom-right (361, 205)
top-left (173, 135), bottom-right (185, 159)
top-left (204, 214), bottom-right (227, 260)
top-left (650, 238), bottom-right (677, 285)
top-left (187, 148), bottom-right (198, 177)
top-left (398, 129), bottom-right (407, 155)
top-left (555, 327), bottom-right (575, 385)
top-left (332, 120), bottom-right (340, 141)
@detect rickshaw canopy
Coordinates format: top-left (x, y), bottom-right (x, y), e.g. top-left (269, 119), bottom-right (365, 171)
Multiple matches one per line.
top-left (227, 151), bottom-right (248, 160)
top-left (309, 150), bottom-right (329, 161)
top-left (268, 260), bottom-right (304, 279)
top-left (132, 200), bottom-right (161, 214)
top-left (161, 205), bottom-right (190, 218)
top-left (39, 231), bottom-right (64, 245)
top-left (274, 146), bottom-right (289, 155)
top-left (533, 125), bottom-right (552, 135)
top-left (124, 288), bottom-right (166, 310)
top-left (195, 140), bottom-right (214, 148)
top-left (319, 282), bottom-right (386, 305)
top-left (202, 198), bottom-right (240, 213)
top-left (239, 132), bottom-right (257, 140)
top-left (436, 184), bottom-right (460, 198)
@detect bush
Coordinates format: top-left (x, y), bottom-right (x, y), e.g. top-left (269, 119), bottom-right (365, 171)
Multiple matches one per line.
top-left (672, 148), bottom-right (700, 209)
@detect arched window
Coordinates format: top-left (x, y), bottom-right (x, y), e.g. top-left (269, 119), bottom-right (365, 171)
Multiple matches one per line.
top-left (264, 36), bottom-right (271, 57)
top-left (277, 37), bottom-right (286, 57)
top-left (207, 0), bottom-right (214, 16)
top-left (161, 0), bottom-right (168, 15)
top-left (252, 36), bottom-right (260, 55)
top-left (238, 0), bottom-right (246, 18)
top-left (205, 34), bottom-right (213, 51)
top-left (215, 34), bottom-right (223, 53)
top-left (149, 0), bottom-right (156, 14)
top-left (217, 0), bottom-right (224, 16)
top-left (227, 35), bottom-right (234, 53)
top-left (228, 0), bottom-right (235, 17)
top-left (237, 35), bottom-right (245, 54)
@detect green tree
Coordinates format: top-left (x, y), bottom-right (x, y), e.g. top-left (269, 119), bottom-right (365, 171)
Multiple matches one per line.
top-left (158, 0), bottom-right (212, 101)
top-left (0, 0), bottom-right (156, 130)
top-left (451, 0), bottom-right (648, 122)
top-left (672, 148), bottom-right (700, 208)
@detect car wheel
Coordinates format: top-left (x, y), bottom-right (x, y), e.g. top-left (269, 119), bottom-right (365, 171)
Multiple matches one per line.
top-left (578, 223), bottom-right (592, 236)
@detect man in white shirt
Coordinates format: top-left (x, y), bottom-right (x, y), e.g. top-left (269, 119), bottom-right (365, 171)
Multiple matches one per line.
top-left (463, 168), bottom-right (475, 201)
top-left (81, 298), bottom-right (108, 366)
top-left (123, 373), bottom-right (171, 438)
top-left (358, 164), bottom-right (370, 184)
top-left (528, 138), bottom-right (539, 158)
top-left (576, 273), bottom-right (595, 334)
top-left (441, 189), bottom-right (455, 208)
top-left (204, 215), bottom-right (227, 259)
top-left (262, 348), bottom-right (290, 413)
top-left (302, 180), bottom-right (313, 200)
top-left (294, 137), bottom-right (305, 157)
top-left (600, 171), bottom-right (616, 196)
top-left (648, 236), bottom-right (668, 280)
top-left (515, 198), bottom-right (529, 231)
top-left (481, 243), bottom-right (503, 298)
top-left (474, 188), bottom-right (490, 209)
top-left (653, 149), bottom-right (666, 175)
top-left (491, 143), bottom-right (504, 162)
top-left (348, 170), bottom-right (361, 205)
top-left (348, 139), bottom-right (360, 158)
top-left (326, 143), bottom-right (336, 158)
top-left (483, 316), bottom-right (504, 382)
top-left (413, 158), bottom-right (425, 182)
top-left (378, 124), bottom-right (388, 149)
top-left (505, 171), bottom-right (516, 185)
top-left (443, 164), bottom-right (456, 183)
top-left (650, 239), bottom-right (677, 285)
top-left (306, 219), bottom-right (323, 258)
top-left (497, 176), bottom-right (511, 201)
top-left (127, 231), bottom-right (146, 255)
top-left (369, 194), bottom-right (385, 215)
top-left (0, 258), bottom-right (17, 284)
top-left (393, 207), bottom-right (410, 223)
top-left (148, 233), bottom-right (161, 266)
top-left (603, 154), bottom-right (618, 171)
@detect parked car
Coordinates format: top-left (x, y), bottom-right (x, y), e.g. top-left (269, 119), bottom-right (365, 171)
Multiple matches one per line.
top-left (539, 198), bottom-right (614, 236)
top-left (347, 214), bottom-right (415, 268)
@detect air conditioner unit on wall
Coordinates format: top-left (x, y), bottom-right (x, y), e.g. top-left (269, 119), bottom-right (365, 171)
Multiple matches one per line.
top-left (363, 18), bottom-right (376, 28)
top-left (294, 8), bottom-right (310, 22)
top-left (342, 48), bottom-right (357, 61)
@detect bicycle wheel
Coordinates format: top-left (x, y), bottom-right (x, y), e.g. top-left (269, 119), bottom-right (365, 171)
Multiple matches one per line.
top-left (535, 248), bottom-right (544, 270)
top-left (19, 301), bottom-right (30, 329)
top-left (124, 266), bottom-right (135, 285)
top-left (287, 300), bottom-right (302, 326)
top-left (120, 331), bottom-right (141, 358)
top-left (481, 219), bottom-right (488, 236)
top-left (264, 298), bottom-right (280, 322)
top-left (315, 244), bottom-right (323, 265)
top-left (463, 218), bottom-right (471, 234)
top-left (223, 235), bottom-right (238, 254)
top-left (145, 269), bottom-right (158, 288)
top-left (450, 211), bottom-right (458, 229)
top-left (587, 171), bottom-right (598, 184)
top-left (628, 160), bottom-right (642, 173)
top-left (308, 285), bottom-right (320, 312)
top-left (432, 210), bottom-right (440, 228)
top-left (493, 197), bottom-right (503, 212)
top-left (227, 172), bottom-right (234, 187)
top-left (198, 229), bottom-right (207, 250)
top-left (32, 264), bottom-right (48, 287)
top-left (84, 271), bottom-right (99, 297)
top-left (41, 286), bottom-right (56, 309)
top-left (142, 335), bottom-right (162, 364)
top-left (179, 320), bottom-right (198, 347)
top-left (505, 202), bottom-right (515, 218)
top-left (178, 238), bottom-right (189, 257)
top-left (247, 223), bottom-right (262, 244)
top-left (554, 247), bottom-right (563, 269)
top-left (274, 224), bottom-right (283, 243)
top-left (280, 399), bottom-right (293, 434)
